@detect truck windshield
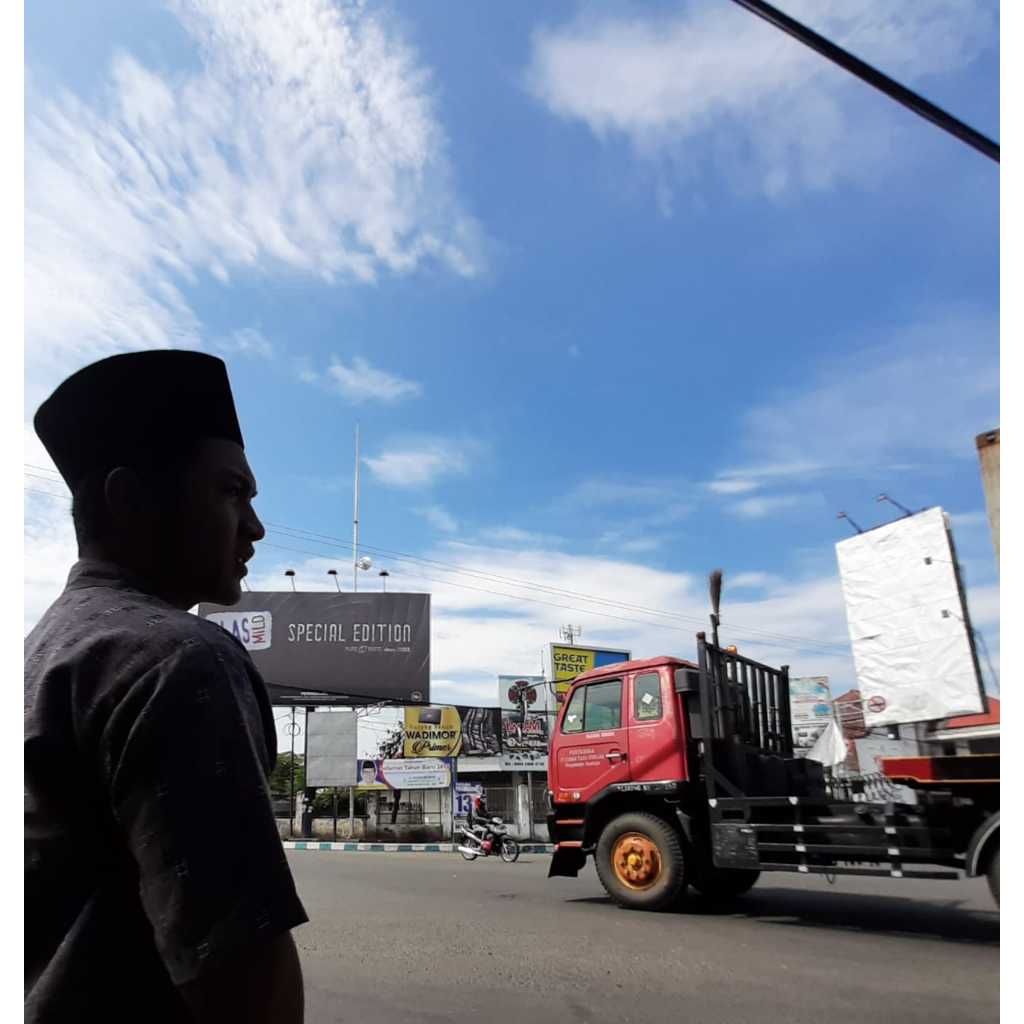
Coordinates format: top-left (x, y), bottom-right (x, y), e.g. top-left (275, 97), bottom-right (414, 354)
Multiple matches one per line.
top-left (562, 680), bottom-right (623, 733)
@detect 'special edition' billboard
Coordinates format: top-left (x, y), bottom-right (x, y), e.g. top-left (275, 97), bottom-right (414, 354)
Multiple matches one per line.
top-left (198, 592), bottom-right (430, 704)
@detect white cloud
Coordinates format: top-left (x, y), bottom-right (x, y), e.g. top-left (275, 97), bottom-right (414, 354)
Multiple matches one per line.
top-left (326, 356), bottom-right (421, 403)
top-left (25, 0), bottom-right (482, 391)
top-left (293, 357), bottom-right (321, 385)
top-left (23, 488), bottom-right (78, 636)
top-left (950, 510), bottom-right (991, 530)
top-left (474, 526), bottom-right (567, 548)
top-left (526, 1), bottom-right (994, 198)
top-left (706, 478), bottom-right (760, 495)
top-left (30, 514), bottom-right (997, 703)
top-left (730, 494), bottom-right (807, 519)
top-left (565, 477), bottom-right (678, 508)
top-left (729, 572), bottom-right (778, 590)
top-left (244, 539), bottom-right (864, 696)
top-left (723, 310), bottom-right (998, 484)
top-left (416, 505), bottom-right (458, 533)
top-left (214, 327), bottom-right (273, 359)
top-left (364, 440), bottom-right (470, 488)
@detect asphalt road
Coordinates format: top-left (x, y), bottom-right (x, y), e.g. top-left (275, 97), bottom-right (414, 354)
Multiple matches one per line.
top-left (288, 850), bottom-right (999, 1024)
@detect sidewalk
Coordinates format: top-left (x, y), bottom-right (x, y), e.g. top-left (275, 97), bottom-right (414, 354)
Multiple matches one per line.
top-left (284, 840), bottom-right (554, 854)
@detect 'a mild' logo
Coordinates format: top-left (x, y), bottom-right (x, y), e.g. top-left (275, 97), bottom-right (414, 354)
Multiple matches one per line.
top-left (205, 611), bottom-right (273, 652)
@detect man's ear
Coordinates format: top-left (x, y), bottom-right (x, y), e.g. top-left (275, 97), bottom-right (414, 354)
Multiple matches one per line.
top-left (103, 466), bottom-right (150, 528)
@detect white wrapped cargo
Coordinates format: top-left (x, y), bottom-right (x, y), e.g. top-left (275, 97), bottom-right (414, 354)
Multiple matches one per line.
top-left (835, 506), bottom-right (984, 728)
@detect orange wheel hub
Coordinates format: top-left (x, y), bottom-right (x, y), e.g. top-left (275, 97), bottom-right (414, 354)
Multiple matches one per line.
top-left (611, 832), bottom-right (662, 890)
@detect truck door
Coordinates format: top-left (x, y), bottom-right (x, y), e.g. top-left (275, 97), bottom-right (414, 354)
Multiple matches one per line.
top-left (553, 678), bottom-right (630, 802)
top-left (626, 669), bottom-right (686, 782)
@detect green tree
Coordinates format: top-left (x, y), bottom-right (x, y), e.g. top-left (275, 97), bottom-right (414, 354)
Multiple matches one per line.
top-left (270, 753), bottom-right (304, 798)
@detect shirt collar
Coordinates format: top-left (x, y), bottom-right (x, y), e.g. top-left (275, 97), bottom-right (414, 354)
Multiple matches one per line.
top-left (64, 559), bottom-right (172, 605)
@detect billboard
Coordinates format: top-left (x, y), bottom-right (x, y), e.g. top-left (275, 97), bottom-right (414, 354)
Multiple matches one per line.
top-left (305, 711), bottom-right (357, 787)
top-left (551, 644), bottom-right (631, 695)
top-left (199, 592), bottom-right (430, 704)
top-left (356, 757), bottom-right (452, 790)
top-left (789, 677), bottom-right (835, 750)
top-left (455, 705), bottom-right (502, 756)
top-left (499, 675), bottom-right (549, 770)
top-left (835, 507), bottom-right (985, 727)
top-left (402, 706), bottom-right (462, 757)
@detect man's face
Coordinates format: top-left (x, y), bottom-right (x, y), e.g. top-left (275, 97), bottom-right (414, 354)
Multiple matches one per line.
top-left (362, 766), bottom-right (377, 784)
top-left (157, 438), bottom-right (265, 607)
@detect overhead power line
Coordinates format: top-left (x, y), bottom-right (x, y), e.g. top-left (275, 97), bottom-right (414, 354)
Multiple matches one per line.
top-left (21, 468), bottom-right (852, 657)
top-left (24, 486), bottom-right (71, 504)
top-left (259, 537), bottom-right (847, 658)
top-left (728, 0), bottom-right (999, 162)
top-left (263, 521), bottom-right (853, 655)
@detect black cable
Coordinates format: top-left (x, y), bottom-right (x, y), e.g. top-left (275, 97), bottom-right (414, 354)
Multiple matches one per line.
top-left (259, 537), bottom-right (842, 657)
top-left (729, 0), bottom-right (999, 162)
top-left (24, 472), bottom-right (69, 490)
top-left (21, 468), bottom-right (854, 656)
top-left (24, 486), bottom-right (71, 503)
top-left (973, 629), bottom-right (1000, 693)
top-left (263, 522), bottom-right (853, 655)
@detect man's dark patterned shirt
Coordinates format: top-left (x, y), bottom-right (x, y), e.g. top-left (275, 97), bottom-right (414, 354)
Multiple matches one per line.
top-left (24, 560), bottom-right (308, 1021)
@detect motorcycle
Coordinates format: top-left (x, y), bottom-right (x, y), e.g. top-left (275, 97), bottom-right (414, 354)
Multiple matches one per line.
top-left (456, 817), bottom-right (520, 863)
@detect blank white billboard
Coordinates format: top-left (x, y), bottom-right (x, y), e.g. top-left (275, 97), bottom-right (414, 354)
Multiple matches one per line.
top-left (305, 711), bottom-right (358, 787)
top-left (835, 506), bottom-right (984, 728)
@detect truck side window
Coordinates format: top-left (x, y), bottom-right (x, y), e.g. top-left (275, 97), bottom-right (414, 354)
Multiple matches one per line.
top-left (633, 672), bottom-right (662, 721)
top-left (562, 687), bottom-right (585, 733)
top-left (584, 680), bottom-right (622, 732)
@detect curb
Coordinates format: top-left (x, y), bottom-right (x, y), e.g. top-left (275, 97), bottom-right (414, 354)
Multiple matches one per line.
top-left (283, 841), bottom-right (554, 854)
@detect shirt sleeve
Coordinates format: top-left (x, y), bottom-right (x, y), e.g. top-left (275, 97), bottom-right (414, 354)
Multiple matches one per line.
top-left (103, 636), bottom-right (308, 987)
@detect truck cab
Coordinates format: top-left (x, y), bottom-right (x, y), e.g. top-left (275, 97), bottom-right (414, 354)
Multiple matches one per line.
top-left (550, 656), bottom-right (692, 807)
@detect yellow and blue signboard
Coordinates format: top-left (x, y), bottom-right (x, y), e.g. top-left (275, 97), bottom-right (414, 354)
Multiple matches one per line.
top-left (550, 644), bottom-right (632, 695)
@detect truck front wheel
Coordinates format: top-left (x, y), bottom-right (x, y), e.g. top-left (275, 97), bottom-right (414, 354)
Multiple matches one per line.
top-left (595, 812), bottom-right (686, 911)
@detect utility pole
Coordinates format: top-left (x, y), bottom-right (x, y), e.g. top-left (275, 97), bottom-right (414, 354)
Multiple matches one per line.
top-left (353, 423), bottom-right (360, 592)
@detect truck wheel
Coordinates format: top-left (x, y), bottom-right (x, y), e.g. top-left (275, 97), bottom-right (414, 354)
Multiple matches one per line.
top-left (595, 812), bottom-right (686, 911)
top-left (986, 844), bottom-right (999, 907)
top-left (690, 868), bottom-right (760, 901)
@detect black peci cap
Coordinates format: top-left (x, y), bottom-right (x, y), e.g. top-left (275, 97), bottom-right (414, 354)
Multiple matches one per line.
top-left (34, 350), bottom-right (245, 490)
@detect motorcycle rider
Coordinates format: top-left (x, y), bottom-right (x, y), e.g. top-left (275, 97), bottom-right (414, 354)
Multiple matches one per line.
top-left (468, 795), bottom-right (499, 853)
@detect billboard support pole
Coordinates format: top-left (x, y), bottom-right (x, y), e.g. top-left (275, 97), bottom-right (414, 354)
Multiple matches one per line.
top-left (288, 707), bottom-right (296, 838)
top-left (526, 769), bottom-right (534, 840)
top-left (332, 788), bottom-right (338, 842)
top-left (348, 786), bottom-right (355, 839)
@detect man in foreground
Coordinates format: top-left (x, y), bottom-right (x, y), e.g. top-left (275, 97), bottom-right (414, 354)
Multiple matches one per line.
top-left (25, 351), bottom-right (307, 1023)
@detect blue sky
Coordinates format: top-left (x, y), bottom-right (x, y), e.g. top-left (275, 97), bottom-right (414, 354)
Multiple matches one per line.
top-left (24, 0), bottom-right (1000, 727)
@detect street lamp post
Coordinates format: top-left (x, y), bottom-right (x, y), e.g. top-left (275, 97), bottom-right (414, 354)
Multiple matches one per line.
top-left (379, 569), bottom-right (390, 592)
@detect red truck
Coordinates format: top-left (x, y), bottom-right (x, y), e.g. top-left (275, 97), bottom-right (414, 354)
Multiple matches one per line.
top-left (546, 636), bottom-right (999, 909)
